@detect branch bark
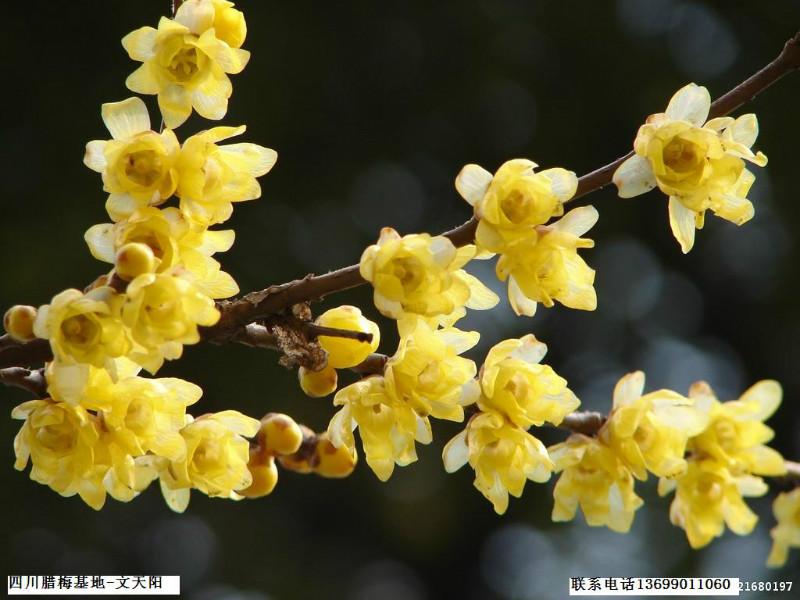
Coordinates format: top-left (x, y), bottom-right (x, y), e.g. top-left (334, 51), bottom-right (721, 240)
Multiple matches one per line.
top-left (0, 367), bottom-right (47, 398)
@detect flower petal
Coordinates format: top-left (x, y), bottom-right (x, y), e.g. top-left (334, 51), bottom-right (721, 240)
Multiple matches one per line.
top-left (455, 164), bottom-right (493, 206)
top-left (613, 154), bottom-right (656, 198)
top-left (101, 97), bottom-right (151, 140)
top-left (665, 83), bottom-right (711, 126)
top-left (668, 196), bottom-right (697, 254)
top-left (552, 205), bottom-right (599, 237)
top-left (539, 167), bottom-right (578, 202)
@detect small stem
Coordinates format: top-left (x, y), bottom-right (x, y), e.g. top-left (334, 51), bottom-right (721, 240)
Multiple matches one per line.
top-left (0, 367), bottom-right (47, 398)
top-left (302, 322), bottom-right (373, 344)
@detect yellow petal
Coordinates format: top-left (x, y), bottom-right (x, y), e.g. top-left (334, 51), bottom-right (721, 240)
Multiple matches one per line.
top-left (121, 26), bottom-right (157, 61)
top-left (665, 83), bottom-right (711, 126)
top-left (101, 97), bottom-right (151, 140)
top-left (668, 196), bottom-right (696, 254)
top-left (613, 154), bottom-right (656, 198)
top-left (455, 163), bottom-right (493, 206)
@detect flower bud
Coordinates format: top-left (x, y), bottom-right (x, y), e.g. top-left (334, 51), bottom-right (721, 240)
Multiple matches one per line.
top-left (299, 364), bottom-right (338, 398)
top-left (239, 455), bottom-right (279, 498)
top-left (316, 305), bottom-right (380, 368)
top-left (313, 433), bottom-right (357, 478)
top-left (261, 413), bottom-right (303, 455)
top-left (3, 305), bottom-right (38, 342)
top-left (115, 242), bottom-right (156, 281)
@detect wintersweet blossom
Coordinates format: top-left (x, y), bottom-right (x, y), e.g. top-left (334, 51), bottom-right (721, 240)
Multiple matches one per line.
top-left (84, 98), bottom-right (180, 221)
top-left (613, 83), bottom-right (767, 253)
top-left (123, 16), bottom-right (250, 128)
top-left (659, 380), bottom-right (786, 548)
top-left (176, 126), bottom-right (277, 225)
top-left (12, 399), bottom-right (107, 510)
top-left (175, 0), bottom-right (247, 49)
top-left (477, 335), bottom-right (579, 428)
top-left (85, 206), bottom-right (239, 299)
top-left (443, 410), bottom-right (554, 514)
top-left (159, 410), bottom-right (260, 512)
top-left (34, 288), bottom-right (131, 367)
top-left (455, 159), bottom-right (577, 252)
top-left (328, 376), bottom-right (429, 481)
top-left (384, 318), bottom-right (480, 421)
top-left (549, 434), bottom-right (644, 532)
top-left (599, 371), bottom-right (708, 480)
top-left (767, 488), bottom-right (800, 568)
top-left (359, 227), bottom-right (498, 324)
top-left (658, 459), bottom-right (766, 549)
top-left (121, 272), bottom-right (220, 373)
top-left (495, 206), bottom-right (598, 316)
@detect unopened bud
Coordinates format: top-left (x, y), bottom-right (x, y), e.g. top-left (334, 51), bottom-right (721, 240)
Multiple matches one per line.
top-left (115, 242), bottom-right (156, 280)
top-left (261, 413), bottom-right (304, 455)
top-left (313, 433), bottom-right (357, 478)
top-left (3, 305), bottom-right (38, 342)
top-left (298, 364), bottom-right (338, 398)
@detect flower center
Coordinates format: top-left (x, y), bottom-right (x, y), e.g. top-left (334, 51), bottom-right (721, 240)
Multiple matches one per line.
top-left (500, 190), bottom-right (531, 223)
top-left (124, 150), bottom-right (162, 187)
top-left (167, 47), bottom-right (200, 82)
top-left (663, 138), bottom-right (703, 173)
top-left (61, 314), bottom-right (99, 346)
top-left (393, 257), bottom-right (424, 292)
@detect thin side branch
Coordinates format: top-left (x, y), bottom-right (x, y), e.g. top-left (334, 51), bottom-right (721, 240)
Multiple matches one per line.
top-left (0, 367), bottom-right (47, 398)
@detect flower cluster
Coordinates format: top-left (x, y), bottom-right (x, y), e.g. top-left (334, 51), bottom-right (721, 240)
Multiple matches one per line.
top-left (456, 159), bottom-right (598, 316)
top-left (8, 0), bottom-right (280, 511)
top-left (443, 335), bottom-right (578, 513)
top-left (329, 318), bottom-right (480, 480)
top-left (659, 380), bottom-right (786, 549)
top-left (613, 83), bottom-right (767, 253)
top-left (549, 372), bottom-right (706, 532)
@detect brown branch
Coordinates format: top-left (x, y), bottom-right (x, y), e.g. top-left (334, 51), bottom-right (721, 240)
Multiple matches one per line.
top-left (0, 367), bottom-right (47, 398)
top-left (559, 411), bottom-right (606, 436)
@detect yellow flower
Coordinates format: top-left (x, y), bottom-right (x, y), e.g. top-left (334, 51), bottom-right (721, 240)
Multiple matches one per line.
top-left (175, 0), bottom-right (247, 49)
top-left (84, 98), bottom-right (180, 221)
top-left (316, 305), bottom-right (380, 368)
top-left (328, 376), bottom-right (429, 481)
top-left (385, 318), bottom-right (480, 421)
top-left (45, 357), bottom-right (140, 407)
top-left (359, 227), bottom-right (498, 323)
top-left (687, 380), bottom-right (786, 477)
top-left (549, 434), bottom-right (643, 533)
top-left (12, 399), bottom-right (107, 510)
top-left (455, 159), bottom-right (577, 252)
top-left (122, 17), bottom-right (250, 128)
top-left (613, 83), bottom-right (767, 253)
top-left (599, 371), bottom-right (708, 480)
top-left (658, 458), bottom-right (765, 549)
top-left (159, 410), bottom-right (260, 512)
top-left (767, 488), bottom-right (800, 568)
top-left (176, 126), bottom-right (277, 225)
top-left (85, 207), bottom-right (239, 299)
top-left (495, 206), bottom-right (598, 316)
top-left (94, 376), bottom-right (202, 462)
top-left (477, 335), bottom-right (579, 428)
top-left (34, 288), bottom-right (131, 367)
top-left (122, 272), bottom-right (220, 373)
top-left (443, 410), bottom-right (554, 514)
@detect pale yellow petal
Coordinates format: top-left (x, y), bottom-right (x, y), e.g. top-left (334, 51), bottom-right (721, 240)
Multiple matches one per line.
top-left (83, 140), bottom-right (107, 172)
top-left (455, 164), bottom-right (493, 206)
top-left (121, 26), bottom-right (157, 61)
top-left (665, 83), bottom-right (711, 126)
top-left (668, 196), bottom-right (697, 254)
top-left (613, 154), bottom-right (656, 198)
top-left (539, 167), bottom-right (578, 202)
top-left (101, 97), bottom-right (151, 140)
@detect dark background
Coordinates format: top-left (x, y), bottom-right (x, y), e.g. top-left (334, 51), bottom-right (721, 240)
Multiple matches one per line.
top-left (1, 1), bottom-right (799, 598)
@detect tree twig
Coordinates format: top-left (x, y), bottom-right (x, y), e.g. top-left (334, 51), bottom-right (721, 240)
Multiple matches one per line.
top-left (0, 367), bottom-right (47, 398)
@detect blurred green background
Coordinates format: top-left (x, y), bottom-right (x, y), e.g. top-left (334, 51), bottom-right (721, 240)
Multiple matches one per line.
top-left (1, 1), bottom-right (799, 598)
